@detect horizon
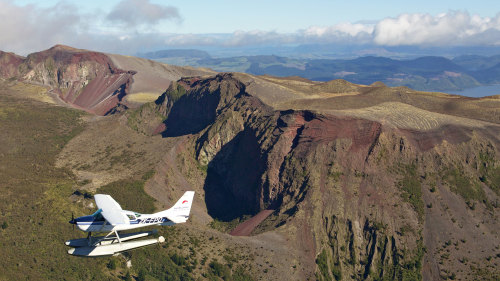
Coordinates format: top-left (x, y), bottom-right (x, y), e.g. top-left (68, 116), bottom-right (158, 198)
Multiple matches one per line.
top-left (1, 0), bottom-right (499, 56)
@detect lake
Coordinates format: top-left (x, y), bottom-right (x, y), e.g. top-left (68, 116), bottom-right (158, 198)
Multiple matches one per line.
top-left (446, 84), bottom-right (500, 98)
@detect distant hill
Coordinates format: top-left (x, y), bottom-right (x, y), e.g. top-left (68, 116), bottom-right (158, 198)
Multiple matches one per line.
top-left (453, 55), bottom-right (500, 71)
top-left (150, 51), bottom-right (500, 92)
top-left (0, 45), bottom-right (214, 115)
top-left (138, 49), bottom-right (211, 59)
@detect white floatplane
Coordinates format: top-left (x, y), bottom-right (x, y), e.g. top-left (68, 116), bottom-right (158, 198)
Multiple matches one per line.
top-left (66, 191), bottom-right (195, 257)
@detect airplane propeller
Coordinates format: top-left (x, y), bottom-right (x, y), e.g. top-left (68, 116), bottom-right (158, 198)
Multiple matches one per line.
top-left (69, 212), bottom-right (75, 230)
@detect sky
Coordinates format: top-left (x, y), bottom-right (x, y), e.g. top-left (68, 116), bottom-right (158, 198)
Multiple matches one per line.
top-left (2, 0), bottom-right (500, 55)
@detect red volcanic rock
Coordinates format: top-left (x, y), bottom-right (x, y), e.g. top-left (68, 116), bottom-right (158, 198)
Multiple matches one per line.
top-left (0, 51), bottom-right (24, 78)
top-left (289, 113), bottom-right (382, 152)
top-left (229, 209), bottom-right (274, 236)
top-left (0, 45), bottom-right (214, 115)
top-left (19, 45), bottom-right (136, 115)
top-left (136, 73), bottom-right (500, 279)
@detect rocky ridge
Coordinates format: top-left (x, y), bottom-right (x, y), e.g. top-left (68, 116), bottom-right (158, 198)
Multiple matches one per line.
top-left (0, 45), bottom-right (213, 115)
top-left (136, 73), bottom-right (500, 280)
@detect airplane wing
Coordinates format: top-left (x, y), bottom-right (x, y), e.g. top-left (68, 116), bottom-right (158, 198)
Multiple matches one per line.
top-left (94, 194), bottom-right (128, 225)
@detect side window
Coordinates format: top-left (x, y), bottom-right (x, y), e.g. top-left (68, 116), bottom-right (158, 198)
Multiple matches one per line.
top-left (127, 214), bottom-right (136, 220)
top-left (95, 213), bottom-right (105, 222)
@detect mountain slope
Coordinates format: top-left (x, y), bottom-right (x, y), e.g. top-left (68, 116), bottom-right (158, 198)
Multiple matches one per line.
top-left (0, 45), bottom-right (214, 115)
top-left (135, 73), bottom-right (500, 280)
top-left (2, 45), bottom-right (500, 280)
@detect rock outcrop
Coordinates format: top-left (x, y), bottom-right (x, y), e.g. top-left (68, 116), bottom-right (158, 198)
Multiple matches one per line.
top-left (142, 73), bottom-right (500, 280)
top-left (1, 45), bottom-right (134, 114)
top-left (0, 51), bottom-right (24, 77)
top-left (0, 45), bottom-right (214, 115)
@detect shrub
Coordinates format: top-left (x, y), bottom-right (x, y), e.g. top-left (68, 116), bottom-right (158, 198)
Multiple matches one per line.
top-left (106, 258), bottom-right (117, 270)
top-left (137, 268), bottom-right (147, 281)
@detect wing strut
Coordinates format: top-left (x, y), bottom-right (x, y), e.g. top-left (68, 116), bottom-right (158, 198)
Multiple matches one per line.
top-left (114, 230), bottom-right (121, 244)
top-left (103, 230), bottom-right (122, 244)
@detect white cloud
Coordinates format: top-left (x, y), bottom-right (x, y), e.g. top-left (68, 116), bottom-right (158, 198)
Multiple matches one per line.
top-left (163, 34), bottom-right (220, 46)
top-left (158, 12), bottom-right (500, 48)
top-left (0, 2), bottom-right (499, 56)
top-left (0, 1), bottom-right (83, 55)
top-left (106, 0), bottom-right (181, 28)
top-left (304, 23), bottom-right (374, 37)
top-left (0, 0), bottom-right (180, 55)
top-left (225, 30), bottom-right (295, 46)
top-left (373, 11), bottom-right (500, 46)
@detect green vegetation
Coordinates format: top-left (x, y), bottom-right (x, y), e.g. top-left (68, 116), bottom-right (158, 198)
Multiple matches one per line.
top-left (97, 178), bottom-right (156, 214)
top-left (397, 164), bottom-right (424, 222)
top-left (314, 246), bottom-right (340, 280)
top-left (44, 57), bottom-right (56, 78)
top-left (0, 85), bottom-right (255, 281)
top-left (316, 249), bottom-right (331, 281)
top-left (371, 235), bottom-right (425, 281)
top-left (479, 151), bottom-right (500, 196)
top-left (209, 216), bottom-right (250, 233)
top-left (400, 237), bottom-right (425, 281)
top-left (444, 168), bottom-right (486, 202)
top-left (469, 264), bottom-right (500, 280)
top-left (204, 260), bottom-right (253, 281)
top-left (327, 164), bottom-right (343, 182)
top-left (129, 237), bottom-right (254, 281)
top-left (107, 258), bottom-right (117, 270)
top-left (124, 271), bottom-right (132, 281)
top-left (209, 260), bottom-right (231, 278)
top-left (166, 82), bottom-right (187, 104)
top-left (0, 88), bottom-right (114, 280)
top-left (141, 169), bottom-right (155, 181)
top-left (127, 103), bottom-right (149, 132)
top-left (129, 248), bottom-right (195, 281)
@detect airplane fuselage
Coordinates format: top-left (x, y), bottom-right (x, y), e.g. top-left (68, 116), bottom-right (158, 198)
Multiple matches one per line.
top-left (71, 213), bottom-right (175, 233)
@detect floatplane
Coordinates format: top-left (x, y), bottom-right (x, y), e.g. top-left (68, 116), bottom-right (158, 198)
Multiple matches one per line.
top-left (66, 191), bottom-right (194, 257)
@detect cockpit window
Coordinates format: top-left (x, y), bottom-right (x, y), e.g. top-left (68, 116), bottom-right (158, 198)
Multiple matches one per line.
top-left (134, 213), bottom-right (142, 218)
top-left (95, 213), bottom-right (105, 222)
top-left (92, 209), bottom-right (105, 222)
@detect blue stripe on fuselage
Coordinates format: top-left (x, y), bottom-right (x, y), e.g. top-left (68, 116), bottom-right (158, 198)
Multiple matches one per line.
top-left (75, 217), bottom-right (170, 226)
top-left (75, 215), bottom-right (96, 223)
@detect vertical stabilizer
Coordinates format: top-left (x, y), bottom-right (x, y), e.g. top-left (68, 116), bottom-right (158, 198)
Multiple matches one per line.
top-left (156, 191), bottom-right (195, 223)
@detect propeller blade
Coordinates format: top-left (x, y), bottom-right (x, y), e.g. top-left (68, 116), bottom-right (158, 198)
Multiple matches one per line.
top-left (69, 212), bottom-right (75, 230)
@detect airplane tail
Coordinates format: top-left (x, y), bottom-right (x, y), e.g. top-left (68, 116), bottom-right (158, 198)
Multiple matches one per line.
top-left (155, 191), bottom-right (195, 224)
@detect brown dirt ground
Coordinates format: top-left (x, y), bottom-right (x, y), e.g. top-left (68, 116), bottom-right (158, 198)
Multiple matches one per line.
top-left (230, 210), bottom-right (275, 236)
